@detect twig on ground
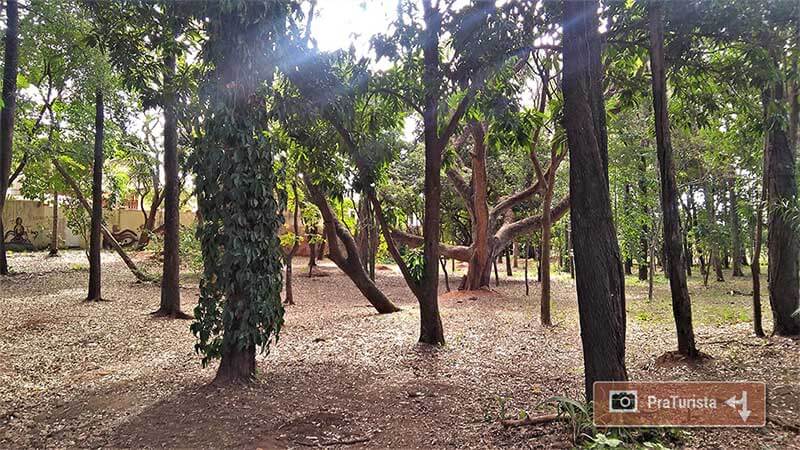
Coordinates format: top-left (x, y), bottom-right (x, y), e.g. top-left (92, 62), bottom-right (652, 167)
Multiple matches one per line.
top-left (501, 413), bottom-right (565, 428)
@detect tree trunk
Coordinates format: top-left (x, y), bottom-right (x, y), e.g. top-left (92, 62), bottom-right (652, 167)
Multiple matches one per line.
top-left (513, 242), bottom-right (519, 268)
top-left (154, 32), bottom-right (188, 318)
top-left (49, 190), bottom-right (59, 256)
top-left (416, 0), bottom-right (446, 345)
top-left (751, 132), bottom-right (768, 338)
top-left (540, 182), bottom-right (553, 326)
top-left (86, 89), bottom-right (104, 302)
top-left (53, 158), bottom-right (155, 282)
top-left (440, 257), bottom-right (450, 292)
top-left (214, 309), bottom-right (256, 385)
top-left (137, 190), bottom-right (161, 248)
top-left (704, 182), bottom-right (725, 282)
top-left (524, 243), bottom-right (529, 296)
top-left (0, 0), bottom-right (19, 276)
top-left (638, 156), bottom-right (649, 282)
top-left (462, 122), bottom-right (492, 291)
top-left (306, 182), bottom-right (400, 314)
top-left (648, 0), bottom-right (698, 357)
top-left (729, 179), bottom-right (744, 277)
top-left (307, 224), bottom-right (318, 277)
top-left (764, 79), bottom-right (800, 336)
top-left (686, 184), bottom-right (696, 277)
top-left (505, 247), bottom-right (512, 277)
top-left (562, 0), bottom-right (627, 401)
top-left (284, 183), bottom-right (300, 305)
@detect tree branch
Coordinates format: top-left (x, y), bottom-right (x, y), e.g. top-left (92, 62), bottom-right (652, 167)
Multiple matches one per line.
top-left (495, 196), bottom-right (570, 248)
top-left (389, 229), bottom-right (473, 261)
top-left (369, 191), bottom-right (423, 297)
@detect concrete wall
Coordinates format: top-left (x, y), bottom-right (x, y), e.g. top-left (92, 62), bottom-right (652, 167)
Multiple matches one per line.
top-left (2, 198), bottom-right (196, 250)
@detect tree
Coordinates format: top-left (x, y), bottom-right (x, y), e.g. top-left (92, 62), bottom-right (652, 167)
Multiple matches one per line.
top-left (647, 0), bottom-right (698, 357)
top-left (764, 59), bottom-right (800, 336)
top-left (87, 0), bottom-right (196, 317)
top-left (156, 6), bottom-right (186, 318)
top-left (0, 0), bottom-right (20, 275)
top-left (86, 88), bottom-right (103, 302)
top-left (282, 182), bottom-right (301, 306)
top-left (562, 0), bottom-right (627, 401)
top-left (190, 0), bottom-right (292, 383)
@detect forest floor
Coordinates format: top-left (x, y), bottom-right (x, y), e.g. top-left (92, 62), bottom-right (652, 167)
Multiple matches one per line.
top-left (0, 250), bottom-right (799, 449)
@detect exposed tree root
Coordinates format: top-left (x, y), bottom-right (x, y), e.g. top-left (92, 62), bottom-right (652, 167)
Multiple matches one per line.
top-left (150, 309), bottom-right (193, 320)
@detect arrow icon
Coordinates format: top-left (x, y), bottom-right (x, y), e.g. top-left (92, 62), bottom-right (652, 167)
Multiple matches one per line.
top-left (725, 391), bottom-right (751, 422)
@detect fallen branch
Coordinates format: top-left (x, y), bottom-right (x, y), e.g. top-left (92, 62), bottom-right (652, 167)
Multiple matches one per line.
top-left (501, 413), bottom-right (566, 428)
top-left (294, 436), bottom-right (371, 447)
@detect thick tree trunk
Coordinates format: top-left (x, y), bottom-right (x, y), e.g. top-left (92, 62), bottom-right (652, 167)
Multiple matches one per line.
top-left (562, 0), bottom-right (628, 401)
top-left (86, 89), bottom-right (104, 302)
top-left (0, 0), bottom-right (19, 276)
top-left (306, 182), bottom-right (400, 314)
top-left (214, 302), bottom-right (256, 385)
top-left (49, 190), bottom-right (59, 256)
top-left (154, 34), bottom-right (188, 318)
top-left (462, 122), bottom-right (492, 291)
top-left (648, 0), bottom-right (698, 357)
top-left (764, 81), bottom-right (800, 336)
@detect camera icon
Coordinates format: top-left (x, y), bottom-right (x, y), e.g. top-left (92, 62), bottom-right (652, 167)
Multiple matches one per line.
top-left (609, 390), bottom-right (638, 413)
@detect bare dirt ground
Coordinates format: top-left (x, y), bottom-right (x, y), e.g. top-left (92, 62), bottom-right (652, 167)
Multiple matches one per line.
top-left (1, 250), bottom-right (799, 449)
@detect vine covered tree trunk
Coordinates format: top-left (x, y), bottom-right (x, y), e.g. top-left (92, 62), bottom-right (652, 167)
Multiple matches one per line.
top-left (49, 190), bottom-right (59, 256)
top-left (764, 80), bottom-right (800, 336)
top-left (562, 0), bottom-right (627, 401)
top-left (192, 2), bottom-right (289, 384)
top-left (154, 29), bottom-right (188, 318)
top-left (0, 0), bottom-right (19, 276)
top-left (86, 89), bottom-right (104, 302)
top-left (648, 0), bottom-right (698, 357)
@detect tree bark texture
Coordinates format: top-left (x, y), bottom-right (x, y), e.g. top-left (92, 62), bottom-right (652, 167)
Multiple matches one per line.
top-left (648, 0), bottom-right (698, 357)
top-left (562, 0), bottom-right (628, 401)
top-left (0, 0), bottom-right (19, 275)
top-left (87, 89), bottom-right (104, 302)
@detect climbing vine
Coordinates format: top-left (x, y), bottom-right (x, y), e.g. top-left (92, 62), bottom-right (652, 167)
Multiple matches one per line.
top-left (189, 0), bottom-right (295, 367)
